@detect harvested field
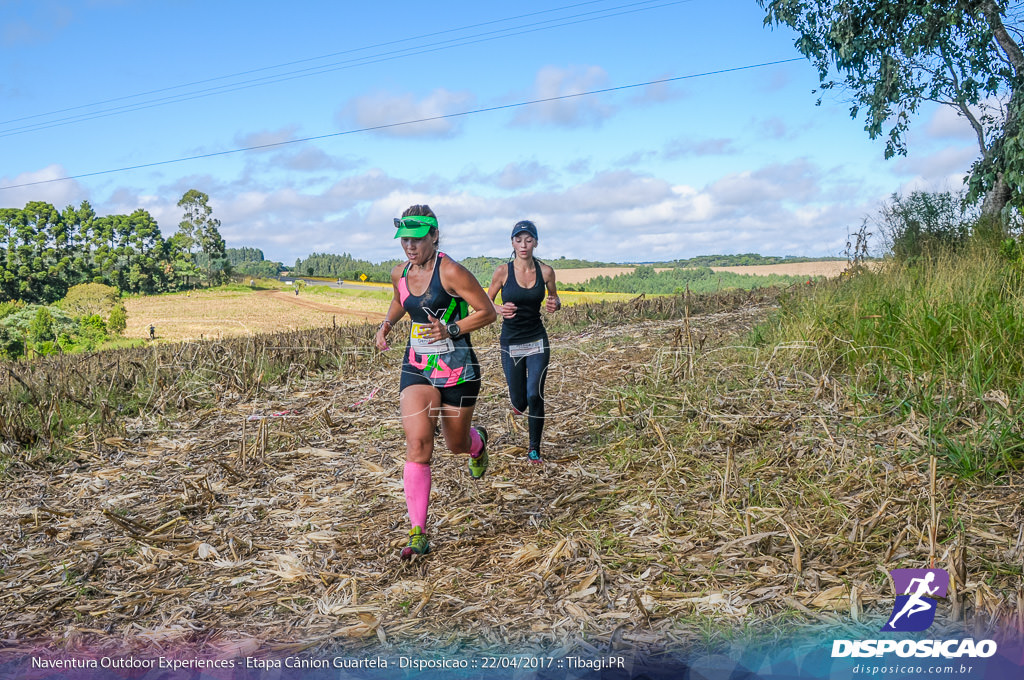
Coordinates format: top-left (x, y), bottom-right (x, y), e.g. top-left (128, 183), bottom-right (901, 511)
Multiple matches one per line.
top-left (554, 267), bottom-right (643, 284)
top-left (124, 286), bottom-right (638, 345)
top-left (554, 261), bottom-right (848, 285)
top-left (124, 288), bottom-right (388, 343)
top-left (707, 261), bottom-right (849, 277)
top-left (1, 292), bottom-right (1019, 662)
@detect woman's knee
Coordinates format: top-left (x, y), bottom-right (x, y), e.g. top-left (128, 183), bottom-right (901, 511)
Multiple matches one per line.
top-left (405, 435), bottom-right (433, 463)
top-left (509, 393), bottom-right (528, 413)
top-left (442, 422), bottom-right (472, 454)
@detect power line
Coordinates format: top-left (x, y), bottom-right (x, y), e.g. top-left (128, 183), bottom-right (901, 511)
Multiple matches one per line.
top-left (0, 0), bottom-right (690, 138)
top-left (0, 58), bottom-right (804, 192)
top-left (0, 0), bottom-right (616, 127)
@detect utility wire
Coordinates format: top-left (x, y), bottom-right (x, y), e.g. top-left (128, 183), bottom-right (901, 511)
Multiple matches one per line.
top-left (0, 0), bottom-right (617, 127)
top-left (0, 0), bottom-right (689, 137)
top-left (0, 58), bottom-right (803, 192)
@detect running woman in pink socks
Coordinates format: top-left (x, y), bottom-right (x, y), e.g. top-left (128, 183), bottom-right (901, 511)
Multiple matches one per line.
top-left (374, 205), bottom-right (497, 560)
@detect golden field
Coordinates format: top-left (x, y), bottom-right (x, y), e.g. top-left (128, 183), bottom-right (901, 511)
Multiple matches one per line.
top-left (552, 260), bottom-right (848, 284)
top-left (123, 263), bottom-right (845, 343)
top-left (124, 287), bottom-right (384, 343)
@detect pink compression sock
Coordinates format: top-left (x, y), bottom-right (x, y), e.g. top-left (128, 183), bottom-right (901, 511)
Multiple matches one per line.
top-left (469, 426), bottom-right (483, 458)
top-left (403, 461), bottom-right (431, 530)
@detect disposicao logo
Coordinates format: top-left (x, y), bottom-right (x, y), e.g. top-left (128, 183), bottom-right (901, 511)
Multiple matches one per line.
top-left (882, 568), bottom-right (949, 632)
top-left (831, 567), bottom-right (998, 659)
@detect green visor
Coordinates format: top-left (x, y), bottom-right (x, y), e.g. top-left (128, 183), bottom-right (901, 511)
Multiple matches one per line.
top-left (393, 215), bottom-right (438, 238)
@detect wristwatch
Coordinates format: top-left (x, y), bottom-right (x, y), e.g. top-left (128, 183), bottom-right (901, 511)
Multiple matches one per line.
top-left (446, 321), bottom-right (462, 339)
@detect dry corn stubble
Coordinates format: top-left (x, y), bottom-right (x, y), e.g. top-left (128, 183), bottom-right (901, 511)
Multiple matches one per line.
top-left (1, 291), bottom-right (1020, 661)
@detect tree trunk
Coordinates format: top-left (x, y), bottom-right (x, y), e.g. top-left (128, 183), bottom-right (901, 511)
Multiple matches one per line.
top-left (980, 173), bottom-right (1012, 221)
top-left (978, 1), bottom-right (1023, 228)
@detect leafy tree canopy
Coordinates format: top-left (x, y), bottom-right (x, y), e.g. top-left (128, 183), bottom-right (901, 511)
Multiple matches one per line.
top-left (758, 0), bottom-right (1024, 221)
top-left (59, 283), bottom-right (121, 319)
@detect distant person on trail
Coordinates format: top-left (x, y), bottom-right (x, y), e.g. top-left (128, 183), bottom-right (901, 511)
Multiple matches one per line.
top-left (295, 286), bottom-right (299, 296)
top-left (487, 220), bottom-right (560, 464)
top-left (149, 324), bottom-right (156, 340)
top-left (374, 204), bottom-right (497, 560)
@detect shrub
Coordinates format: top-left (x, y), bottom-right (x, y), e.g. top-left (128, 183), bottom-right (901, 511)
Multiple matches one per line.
top-left (879, 190), bottom-right (974, 263)
top-left (28, 308), bottom-right (55, 342)
top-left (59, 283), bottom-right (120, 318)
top-left (0, 324), bottom-right (23, 359)
top-left (107, 304), bottom-right (127, 335)
top-left (0, 301), bottom-right (23, 320)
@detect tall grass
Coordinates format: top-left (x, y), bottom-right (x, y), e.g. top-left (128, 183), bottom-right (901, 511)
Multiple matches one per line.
top-left (751, 242), bottom-right (1024, 476)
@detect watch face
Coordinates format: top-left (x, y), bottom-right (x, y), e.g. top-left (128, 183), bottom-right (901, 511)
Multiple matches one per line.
top-left (447, 322), bottom-right (460, 337)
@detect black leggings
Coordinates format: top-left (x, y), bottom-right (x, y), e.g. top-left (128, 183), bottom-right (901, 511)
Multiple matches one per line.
top-left (499, 337), bottom-right (550, 453)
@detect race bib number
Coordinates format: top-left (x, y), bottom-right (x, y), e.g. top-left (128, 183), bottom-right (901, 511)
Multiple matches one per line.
top-left (410, 322), bottom-right (454, 355)
top-left (508, 338), bottom-right (544, 358)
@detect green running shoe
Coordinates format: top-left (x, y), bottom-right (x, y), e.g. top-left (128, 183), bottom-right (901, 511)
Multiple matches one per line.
top-left (527, 449), bottom-right (543, 464)
top-left (467, 426), bottom-right (488, 480)
top-left (400, 526), bottom-right (429, 560)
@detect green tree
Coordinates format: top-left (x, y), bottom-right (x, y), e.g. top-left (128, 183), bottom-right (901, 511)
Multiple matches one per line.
top-left (176, 189), bottom-right (229, 286)
top-left (0, 208), bottom-right (25, 302)
top-left (758, 0), bottom-right (1024, 225)
top-left (19, 201), bottom-right (68, 303)
top-left (107, 303), bottom-right (127, 335)
top-left (59, 282), bottom-right (121, 319)
top-left (63, 200), bottom-right (97, 286)
top-left (123, 209), bottom-right (169, 293)
top-left (28, 307), bottom-right (55, 342)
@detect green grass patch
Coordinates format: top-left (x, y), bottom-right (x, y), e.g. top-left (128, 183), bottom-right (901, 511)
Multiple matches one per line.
top-left (751, 244), bottom-right (1024, 476)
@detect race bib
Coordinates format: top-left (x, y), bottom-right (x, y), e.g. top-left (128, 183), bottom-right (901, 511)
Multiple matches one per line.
top-left (508, 338), bottom-right (544, 358)
top-left (410, 322), bottom-right (454, 355)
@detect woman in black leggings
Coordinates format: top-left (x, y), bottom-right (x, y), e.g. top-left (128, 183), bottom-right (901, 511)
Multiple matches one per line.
top-left (487, 220), bottom-right (560, 463)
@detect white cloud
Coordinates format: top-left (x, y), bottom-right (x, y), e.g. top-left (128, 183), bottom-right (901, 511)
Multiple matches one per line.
top-left (663, 137), bottom-right (738, 159)
top-left (0, 164), bottom-right (86, 209)
top-left (759, 116), bottom-right (793, 140)
top-left (48, 155), bottom-right (885, 267)
top-left (511, 65), bottom-right (614, 128)
top-left (339, 88), bottom-right (475, 138)
top-left (234, 125), bottom-right (301, 151)
top-left (1, 4), bottom-right (73, 47)
top-left (458, 161), bottom-right (553, 190)
top-left (893, 146), bottom-right (976, 184)
top-left (924, 104), bottom-right (985, 142)
top-left (629, 77), bottom-right (684, 105)
top-left (614, 150), bottom-right (657, 167)
top-left (706, 160), bottom-right (820, 209)
top-left (272, 147), bottom-right (359, 173)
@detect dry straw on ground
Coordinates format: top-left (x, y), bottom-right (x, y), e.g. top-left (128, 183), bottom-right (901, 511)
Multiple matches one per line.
top-left (1, 291), bottom-right (1020, 661)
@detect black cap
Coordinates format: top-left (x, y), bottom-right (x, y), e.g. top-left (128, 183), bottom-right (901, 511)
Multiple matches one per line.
top-left (511, 220), bottom-right (538, 240)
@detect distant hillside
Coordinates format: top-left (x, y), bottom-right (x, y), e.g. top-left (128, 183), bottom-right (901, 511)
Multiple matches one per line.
top-left (225, 247), bottom-right (283, 278)
top-left (284, 251), bottom-right (843, 285)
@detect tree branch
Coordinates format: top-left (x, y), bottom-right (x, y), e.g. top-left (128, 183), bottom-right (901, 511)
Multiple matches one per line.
top-left (981, 0), bottom-right (1024, 75)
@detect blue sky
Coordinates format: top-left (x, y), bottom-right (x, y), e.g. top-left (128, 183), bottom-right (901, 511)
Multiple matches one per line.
top-left (0, 0), bottom-right (980, 266)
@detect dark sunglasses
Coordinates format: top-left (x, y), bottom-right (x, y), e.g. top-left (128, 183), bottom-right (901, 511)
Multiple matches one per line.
top-left (394, 217), bottom-right (429, 229)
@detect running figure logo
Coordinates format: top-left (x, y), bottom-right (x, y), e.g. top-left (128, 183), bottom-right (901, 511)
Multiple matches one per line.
top-left (882, 568), bottom-right (949, 632)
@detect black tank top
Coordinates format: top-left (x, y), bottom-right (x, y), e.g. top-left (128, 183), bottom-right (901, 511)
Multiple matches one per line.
top-left (399, 252), bottom-right (477, 386)
top-left (500, 259), bottom-right (546, 344)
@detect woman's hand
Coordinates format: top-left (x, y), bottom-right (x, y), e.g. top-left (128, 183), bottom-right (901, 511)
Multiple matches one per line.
top-left (374, 321), bottom-right (392, 351)
top-left (424, 314), bottom-right (444, 342)
top-left (497, 302), bottom-right (518, 319)
top-left (545, 295), bottom-right (561, 313)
